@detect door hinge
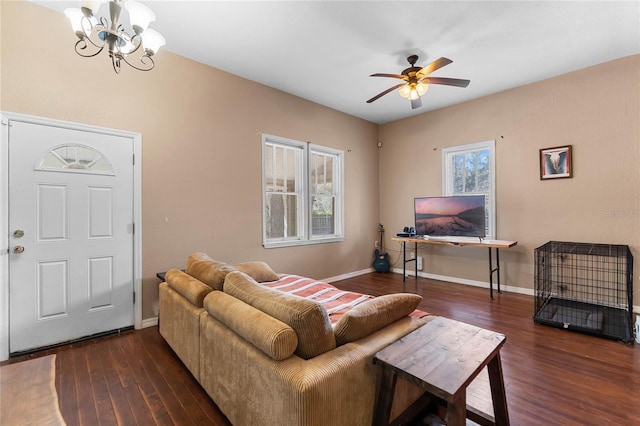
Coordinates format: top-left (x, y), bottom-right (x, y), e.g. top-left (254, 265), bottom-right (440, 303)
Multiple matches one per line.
top-left (132, 153), bottom-right (135, 165)
top-left (133, 291), bottom-right (136, 304)
top-left (132, 223), bottom-right (135, 234)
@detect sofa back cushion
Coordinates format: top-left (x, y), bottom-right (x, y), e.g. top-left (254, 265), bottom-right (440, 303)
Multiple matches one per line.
top-left (233, 261), bottom-right (279, 282)
top-left (204, 291), bottom-right (298, 361)
top-left (333, 294), bottom-right (423, 345)
top-left (165, 269), bottom-right (213, 307)
top-left (224, 271), bottom-right (336, 359)
top-left (186, 252), bottom-right (236, 291)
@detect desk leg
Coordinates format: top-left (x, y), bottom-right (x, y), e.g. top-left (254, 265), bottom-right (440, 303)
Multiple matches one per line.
top-left (372, 368), bottom-right (397, 426)
top-left (488, 248), bottom-right (502, 299)
top-left (402, 242), bottom-right (406, 282)
top-left (414, 242), bottom-right (418, 278)
top-left (487, 352), bottom-right (510, 426)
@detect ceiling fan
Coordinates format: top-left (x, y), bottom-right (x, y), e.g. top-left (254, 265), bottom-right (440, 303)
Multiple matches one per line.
top-left (366, 55), bottom-right (470, 110)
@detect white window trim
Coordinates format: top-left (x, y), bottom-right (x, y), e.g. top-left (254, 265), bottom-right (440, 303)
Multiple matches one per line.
top-left (442, 140), bottom-right (496, 239)
top-left (309, 144), bottom-right (344, 242)
top-left (262, 134), bottom-right (344, 248)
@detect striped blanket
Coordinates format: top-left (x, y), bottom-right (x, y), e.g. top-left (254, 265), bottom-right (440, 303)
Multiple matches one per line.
top-left (261, 274), bottom-right (427, 326)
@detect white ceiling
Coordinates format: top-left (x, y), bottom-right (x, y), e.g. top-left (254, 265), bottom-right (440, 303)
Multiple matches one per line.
top-left (31, 1), bottom-right (640, 124)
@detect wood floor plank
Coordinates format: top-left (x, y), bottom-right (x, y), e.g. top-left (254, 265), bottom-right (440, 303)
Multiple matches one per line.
top-left (6, 271), bottom-right (638, 425)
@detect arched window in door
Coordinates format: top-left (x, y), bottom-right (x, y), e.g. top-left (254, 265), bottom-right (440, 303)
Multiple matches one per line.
top-left (35, 143), bottom-right (115, 176)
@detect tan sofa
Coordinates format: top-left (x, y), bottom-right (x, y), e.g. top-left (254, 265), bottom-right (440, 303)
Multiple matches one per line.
top-left (159, 253), bottom-right (433, 426)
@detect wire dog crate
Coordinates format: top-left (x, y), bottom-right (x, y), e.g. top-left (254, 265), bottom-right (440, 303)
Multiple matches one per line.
top-left (534, 241), bottom-right (634, 343)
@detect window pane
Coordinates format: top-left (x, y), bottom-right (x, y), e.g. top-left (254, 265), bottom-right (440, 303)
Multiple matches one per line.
top-left (452, 154), bottom-right (465, 194)
top-left (312, 195), bottom-right (335, 236)
top-left (36, 143), bottom-right (115, 175)
top-left (464, 152), bottom-right (477, 192)
top-left (477, 149), bottom-right (490, 192)
top-left (265, 193), bottom-right (298, 238)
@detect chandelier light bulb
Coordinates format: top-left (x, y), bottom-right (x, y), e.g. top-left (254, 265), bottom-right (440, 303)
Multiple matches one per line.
top-left (81, 0), bottom-right (106, 16)
top-left (125, 0), bottom-right (156, 33)
top-left (64, 8), bottom-right (85, 34)
top-left (141, 28), bottom-right (166, 55)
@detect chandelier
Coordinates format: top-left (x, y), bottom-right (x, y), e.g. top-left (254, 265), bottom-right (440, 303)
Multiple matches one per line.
top-left (64, 0), bottom-right (165, 73)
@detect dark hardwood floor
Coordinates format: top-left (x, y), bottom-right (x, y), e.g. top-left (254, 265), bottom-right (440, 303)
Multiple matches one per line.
top-left (5, 272), bottom-right (640, 425)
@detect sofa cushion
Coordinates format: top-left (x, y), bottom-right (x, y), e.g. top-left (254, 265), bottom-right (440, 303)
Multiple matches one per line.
top-left (224, 271), bottom-right (336, 360)
top-left (233, 261), bottom-right (279, 282)
top-left (186, 252), bottom-right (236, 291)
top-left (204, 291), bottom-right (298, 361)
top-left (165, 269), bottom-right (213, 307)
top-left (333, 293), bottom-right (423, 346)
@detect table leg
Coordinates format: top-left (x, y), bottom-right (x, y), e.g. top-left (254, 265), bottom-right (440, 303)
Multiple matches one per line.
top-left (488, 248), bottom-right (494, 299)
top-left (446, 391), bottom-right (467, 426)
top-left (402, 242), bottom-right (406, 282)
top-left (487, 352), bottom-right (510, 426)
top-left (496, 248), bottom-right (501, 293)
top-left (414, 242), bottom-right (418, 278)
top-left (372, 368), bottom-right (397, 426)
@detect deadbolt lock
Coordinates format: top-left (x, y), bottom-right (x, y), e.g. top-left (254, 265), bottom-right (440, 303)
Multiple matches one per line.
top-left (14, 245), bottom-right (25, 253)
top-left (13, 229), bottom-right (24, 238)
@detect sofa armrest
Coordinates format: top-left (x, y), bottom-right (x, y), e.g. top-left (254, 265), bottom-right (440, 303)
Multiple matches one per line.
top-left (165, 268), bottom-right (212, 307)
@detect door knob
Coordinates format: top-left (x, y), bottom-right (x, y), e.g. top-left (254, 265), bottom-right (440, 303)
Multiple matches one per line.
top-left (14, 245), bottom-right (25, 253)
top-left (13, 229), bottom-right (24, 238)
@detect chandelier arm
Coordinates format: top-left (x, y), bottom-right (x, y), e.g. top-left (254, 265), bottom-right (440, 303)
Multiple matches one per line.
top-left (120, 52), bottom-right (155, 72)
top-left (111, 54), bottom-right (122, 74)
top-left (74, 38), bottom-right (105, 58)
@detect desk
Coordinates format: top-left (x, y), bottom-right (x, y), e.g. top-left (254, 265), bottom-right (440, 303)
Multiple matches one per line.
top-left (372, 316), bottom-right (509, 426)
top-left (392, 237), bottom-right (517, 298)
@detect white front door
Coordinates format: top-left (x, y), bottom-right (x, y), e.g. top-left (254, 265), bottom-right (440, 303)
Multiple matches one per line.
top-left (8, 120), bottom-right (135, 353)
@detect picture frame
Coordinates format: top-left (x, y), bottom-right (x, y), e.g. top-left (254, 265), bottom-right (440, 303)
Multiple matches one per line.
top-left (540, 145), bottom-right (572, 180)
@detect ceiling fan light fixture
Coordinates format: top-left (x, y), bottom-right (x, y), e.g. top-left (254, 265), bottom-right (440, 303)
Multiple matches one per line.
top-left (398, 84), bottom-right (412, 99)
top-left (416, 82), bottom-right (428, 96)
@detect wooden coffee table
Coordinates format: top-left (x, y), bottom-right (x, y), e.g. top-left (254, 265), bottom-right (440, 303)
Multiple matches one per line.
top-left (372, 316), bottom-right (509, 426)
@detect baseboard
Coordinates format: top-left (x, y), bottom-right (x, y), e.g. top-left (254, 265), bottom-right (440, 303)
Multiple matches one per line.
top-left (141, 317), bottom-right (158, 328)
top-left (322, 267), bottom-right (375, 284)
top-left (391, 267), bottom-right (535, 296)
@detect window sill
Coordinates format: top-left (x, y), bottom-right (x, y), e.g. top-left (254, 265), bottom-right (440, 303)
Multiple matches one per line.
top-left (263, 236), bottom-right (344, 249)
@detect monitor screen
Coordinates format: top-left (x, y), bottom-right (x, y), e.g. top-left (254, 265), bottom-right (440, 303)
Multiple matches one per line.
top-left (414, 195), bottom-right (486, 237)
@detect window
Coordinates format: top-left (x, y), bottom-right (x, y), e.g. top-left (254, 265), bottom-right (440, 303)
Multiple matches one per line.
top-left (262, 134), bottom-right (344, 248)
top-left (442, 140), bottom-right (496, 238)
top-left (36, 143), bottom-right (115, 175)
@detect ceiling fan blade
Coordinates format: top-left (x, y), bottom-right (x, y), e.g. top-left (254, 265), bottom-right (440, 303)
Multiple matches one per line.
top-left (366, 83), bottom-right (406, 103)
top-left (416, 57), bottom-right (453, 78)
top-left (423, 77), bottom-right (470, 88)
top-left (370, 73), bottom-right (408, 80)
top-left (410, 97), bottom-right (422, 110)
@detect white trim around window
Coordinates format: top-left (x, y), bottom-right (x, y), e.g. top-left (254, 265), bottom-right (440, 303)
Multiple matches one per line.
top-left (442, 140), bottom-right (496, 239)
top-left (262, 134), bottom-right (344, 248)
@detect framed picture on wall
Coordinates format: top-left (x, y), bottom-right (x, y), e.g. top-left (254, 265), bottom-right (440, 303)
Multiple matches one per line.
top-left (540, 145), bottom-right (572, 180)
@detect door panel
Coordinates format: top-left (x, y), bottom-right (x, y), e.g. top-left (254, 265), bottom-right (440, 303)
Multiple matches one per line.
top-left (9, 121), bottom-right (134, 353)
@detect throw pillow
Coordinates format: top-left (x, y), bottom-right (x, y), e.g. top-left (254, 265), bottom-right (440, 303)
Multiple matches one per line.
top-left (333, 293), bottom-right (422, 346)
top-left (233, 261), bottom-right (279, 282)
top-left (224, 271), bottom-right (336, 360)
top-left (186, 252), bottom-right (236, 291)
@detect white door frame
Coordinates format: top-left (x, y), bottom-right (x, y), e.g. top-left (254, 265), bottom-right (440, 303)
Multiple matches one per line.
top-left (0, 111), bottom-right (143, 361)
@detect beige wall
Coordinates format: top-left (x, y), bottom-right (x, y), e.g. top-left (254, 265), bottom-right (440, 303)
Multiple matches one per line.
top-left (379, 54), bottom-right (640, 307)
top-left (2, 1), bottom-right (639, 320)
top-left (0, 1), bottom-right (380, 319)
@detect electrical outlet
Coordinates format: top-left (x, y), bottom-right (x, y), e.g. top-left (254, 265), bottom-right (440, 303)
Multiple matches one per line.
top-left (417, 256), bottom-right (423, 270)
top-left (374, 240), bottom-right (379, 249)
top-left (410, 251), bottom-right (416, 259)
